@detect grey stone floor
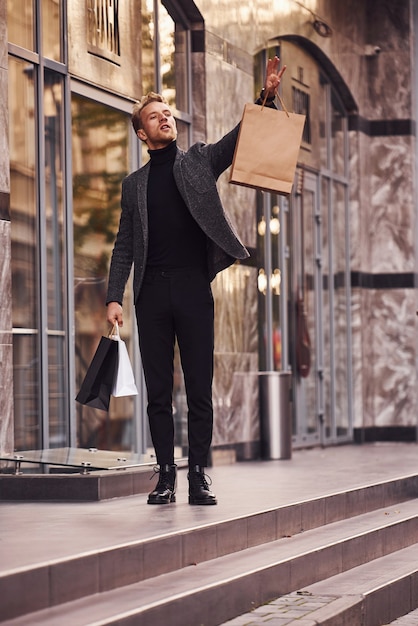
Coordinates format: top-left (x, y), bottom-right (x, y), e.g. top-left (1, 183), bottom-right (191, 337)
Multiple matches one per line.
top-left (1, 442), bottom-right (417, 575)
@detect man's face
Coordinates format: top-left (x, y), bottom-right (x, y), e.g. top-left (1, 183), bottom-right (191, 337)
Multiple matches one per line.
top-left (137, 101), bottom-right (177, 150)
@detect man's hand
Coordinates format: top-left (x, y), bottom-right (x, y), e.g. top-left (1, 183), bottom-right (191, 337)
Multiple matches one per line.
top-left (264, 56), bottom-right (287, 98)
top-left (107, 302), bottom-right (123, 327)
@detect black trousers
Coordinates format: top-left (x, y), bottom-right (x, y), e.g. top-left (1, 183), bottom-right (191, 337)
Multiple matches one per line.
top-left (135, 267), bottom-right (214, 468)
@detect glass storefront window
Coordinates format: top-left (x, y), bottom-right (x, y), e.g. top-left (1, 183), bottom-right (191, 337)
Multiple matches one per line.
top-left (8, 0), bottom-right (61, 60)
top-left (257, 192), bottom-right (287, 373)
top-left (44, 69), bottom-right (65, 332)
top-left (140, 0), bottom-right (190, 126)
top-left (300, 186), bottom-right (317, 436)
top-left (9, 56), bottom-right (39, 450)
top-left (171, 22), bottom-right (189, 113)
top-left (141, 0), bottom-right (156, 95)
top-left (321, 176), bottom-right (331, 436)
top-left (42, 0), bottom-right (61, 61)
top-left (72, 94), bottom-right (134, 451)
top-left (7, 0), bottom-right (34, 51)
top-left (331, 92), bottom-right (346, 176)
top-left (318, 74), bottom-right (328, 168)
top-left (44, 68), bottom-right (66, 446)
top-left (159, 2), bottom-right (176, 105)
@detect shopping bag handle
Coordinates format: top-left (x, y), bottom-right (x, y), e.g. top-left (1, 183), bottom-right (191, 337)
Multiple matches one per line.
top-left (109, 321), bottom-right (120, 340)
top-left (262, 90), bottom-right (290, 118)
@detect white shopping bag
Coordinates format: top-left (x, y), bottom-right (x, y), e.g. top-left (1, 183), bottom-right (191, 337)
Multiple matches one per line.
top-left (110, 322), bottom-right (139, 398)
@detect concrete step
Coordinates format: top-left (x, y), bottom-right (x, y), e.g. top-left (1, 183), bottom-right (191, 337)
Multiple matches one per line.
top-left (220, 544), bottom-right (418, 625)
top-left (1, 474), bottom-right (416, 622)
top-left (2, 500), bottom-right (417, 626)
top-left (0, 464), bottom-right (158, 502)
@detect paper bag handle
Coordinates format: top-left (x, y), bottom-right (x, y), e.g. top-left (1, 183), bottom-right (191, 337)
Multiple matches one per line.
top-left (262, 90), bottom-right (290, 118)
top-left (109, 321), bottom-right (120, 340)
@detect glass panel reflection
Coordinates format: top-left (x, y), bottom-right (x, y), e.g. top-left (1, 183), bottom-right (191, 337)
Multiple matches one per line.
top-left (331, 92), bottom-right (346, 175)
top-left (172, 23), bottom-right (189, 113)
top-left (13, 335), bottom-right (40, 450)
top-left (44, 69), bottom-right (67, 444)
top-left (48, 335), bottom-right (67, 446)
top-left (158, 2), bottom-right (176, 106)
top-left (332, 181), bottom-right (349, 437)
top-left (44, 69), bottom-right (65, 332)
top-left (318, 75), bottom-right (328, 168)
top-left (321, 176), bottom-right (332, 438)
top-left (42, 0), bottom-right (61, 61)
top-left (7, 0), bottom-right (34, 51)
top-left (72, 95), bottom-right (135, 451)
top-left (140, 0), bottom-right (189, 115)
top-left (9, 57), bottom-right (40, 450)
top-left (141, 0), bottom-right (155, 94)
top-left (301, 188), bottom-right (317, 436)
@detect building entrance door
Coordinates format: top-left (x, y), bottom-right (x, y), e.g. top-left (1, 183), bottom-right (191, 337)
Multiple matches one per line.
top-left (291, 169), bottom-right (321, 446)
top-left (291, 168), bottom-right (352, 447)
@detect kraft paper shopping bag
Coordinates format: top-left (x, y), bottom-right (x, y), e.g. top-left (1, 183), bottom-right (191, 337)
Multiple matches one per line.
top-left (229, 102), bottom-right (306, 195)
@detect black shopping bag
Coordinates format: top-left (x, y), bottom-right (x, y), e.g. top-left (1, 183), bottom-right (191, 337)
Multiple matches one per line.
top-left (76, 336), bottom-right (118, 411)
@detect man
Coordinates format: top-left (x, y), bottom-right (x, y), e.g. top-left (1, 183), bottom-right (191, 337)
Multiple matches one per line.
top-left (106, 57), bottom-right (286, 505)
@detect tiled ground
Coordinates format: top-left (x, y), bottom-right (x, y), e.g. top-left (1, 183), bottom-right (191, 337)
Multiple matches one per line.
top-left (221, 592), bottom-right (340, 625)
top-left (387, 609), bottom-right (418, 625)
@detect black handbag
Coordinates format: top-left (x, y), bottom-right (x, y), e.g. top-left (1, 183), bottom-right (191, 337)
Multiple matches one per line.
top-left (76, 335), bottom-right (118, 411)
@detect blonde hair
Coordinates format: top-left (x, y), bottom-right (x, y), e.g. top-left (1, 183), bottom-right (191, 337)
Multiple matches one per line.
top-left (132, 92), bottom-right (168, 133)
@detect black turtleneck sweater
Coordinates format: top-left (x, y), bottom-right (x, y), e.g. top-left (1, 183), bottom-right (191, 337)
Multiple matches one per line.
top-left (146, 141), bottom-right (207, 270)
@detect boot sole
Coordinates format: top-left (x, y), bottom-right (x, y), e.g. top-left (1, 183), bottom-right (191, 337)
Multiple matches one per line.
top-left (147, 495), bottom-right (176, 505)
top-left (188, 496), bottom-right (217, 505)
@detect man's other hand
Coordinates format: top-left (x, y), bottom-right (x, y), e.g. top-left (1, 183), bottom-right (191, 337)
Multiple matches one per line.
top-left (107, 302), bottom-right (123, 327)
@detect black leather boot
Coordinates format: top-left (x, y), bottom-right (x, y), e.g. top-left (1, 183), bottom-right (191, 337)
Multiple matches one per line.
top-left (188, 465), bottom-right (217, 505)
top-left (147, 464), bottom-right (177, 504)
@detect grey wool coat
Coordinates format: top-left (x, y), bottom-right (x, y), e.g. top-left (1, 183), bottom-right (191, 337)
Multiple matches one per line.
top-left (106, 122), bottom-right (250, 306)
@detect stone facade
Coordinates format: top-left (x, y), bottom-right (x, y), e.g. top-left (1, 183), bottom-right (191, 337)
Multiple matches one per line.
top-left (0, 0), bottom-right (13, 457)
top-left (195, 0), bottom-right (418, 443)
top-left (2, 0), bottom-right (418, 457)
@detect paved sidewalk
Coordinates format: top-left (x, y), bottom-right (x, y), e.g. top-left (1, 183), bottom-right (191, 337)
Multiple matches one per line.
top-left (220, 596), bottom-right (418, 626)
top-left (388, 609), bottom-right (418, 625)
top-left (221, 591), bottom-right (341, 625)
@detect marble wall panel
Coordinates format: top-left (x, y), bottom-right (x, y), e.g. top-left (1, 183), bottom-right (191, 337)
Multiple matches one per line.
top-left (367, 136), bottom-right (414, 272)
top-left (350, 132), bottom-right (411, 268)
top-left (0, 0), bottom-right (7, 71)
top-left (0, 220), bottom-right (14, 456)
top-left (205, 51), bottom-right (258, 250)
top-left (348, 130), bottom-right (363, 269)
top-left (0, 68), bottom-right (10, 195)
top-left (202, 45), bottom-right (261, 452)
top-left (349, 126), bottom-right (416, 430)
top-left (350, 288), bottom-right (364, 429)
top-left (0, 0), bottom-right (11, 457)
top-left (0, 222), bottom-right (12, 332)
top-left (361, 288), bottom-right (417, 428)
top-left (191, 52), bottom-right (207, 143)
top-left (212, 265), bottom-right (259, 447)
top-left (0, 344), bottom-right (14, 456)
top-left (212, 353), bottom-right (259, 446)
